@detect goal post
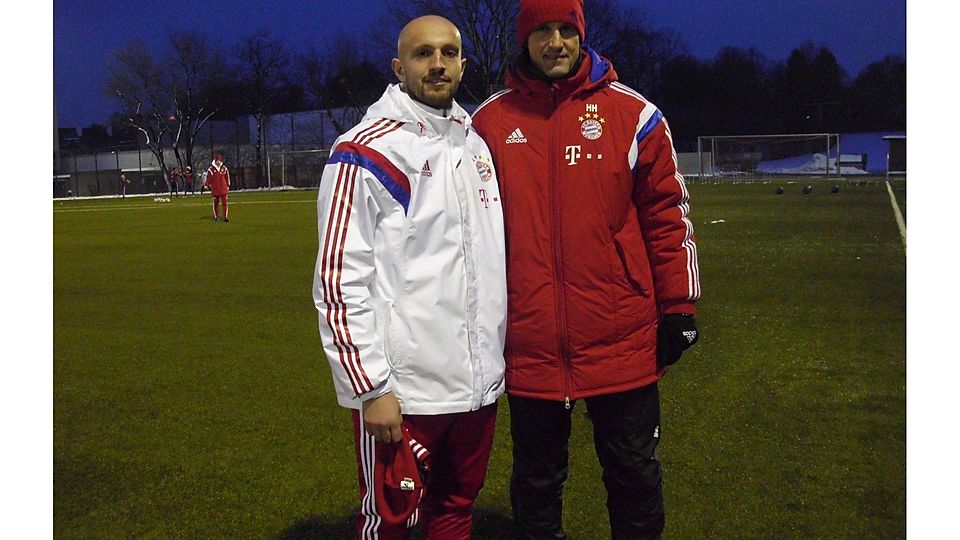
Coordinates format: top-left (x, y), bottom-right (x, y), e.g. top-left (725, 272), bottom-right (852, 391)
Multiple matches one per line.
top-left (697, 133), bottom-right (850, 181)
top-left (266, 148), bottom-right (331, 189)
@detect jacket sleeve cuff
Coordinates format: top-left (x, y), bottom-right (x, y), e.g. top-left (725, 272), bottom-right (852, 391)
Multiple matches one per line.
top-left (660, 301), bottom-right (696, 316)
top-left (357, 378), bottom-right (393, 403)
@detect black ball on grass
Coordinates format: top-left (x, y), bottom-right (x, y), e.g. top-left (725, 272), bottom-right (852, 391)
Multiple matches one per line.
top-left (831, 185), bottom-right (840, 193)
top-left (775, 186), bottom-right (784, 195)
top-left (802, 185), bottom-right (813, 195)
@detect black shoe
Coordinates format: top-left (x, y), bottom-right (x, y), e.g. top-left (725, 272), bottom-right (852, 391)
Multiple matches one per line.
top-left (214, 217), bottom-right (219, 222)
top-left (223, 218), bottom-right (229, 222)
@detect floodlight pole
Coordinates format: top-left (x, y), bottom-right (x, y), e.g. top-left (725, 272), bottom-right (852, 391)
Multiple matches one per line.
top-left (837, 135), bottom-right (841, 180)
top-left (73, 151), bottom-right (79, 196)
top-left (711, 138), bottom-right (717, 178)
top-left (697, 137), bottom-right (703, 180)
top-left (235, 119), bottom-right (241, 183)
top-left (113, 150), bottom-right (120, 196)
top-left (94, 152), bottom-right (101, 196)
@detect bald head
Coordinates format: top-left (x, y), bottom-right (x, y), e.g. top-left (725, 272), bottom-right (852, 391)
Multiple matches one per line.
top-left (397, 15), bottom-right (461, 57)
top-left (392, 15), bottom-right (466, 110)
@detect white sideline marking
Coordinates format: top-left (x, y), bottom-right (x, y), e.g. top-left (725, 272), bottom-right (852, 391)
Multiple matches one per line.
top-left (885, 181), bottom-right (906, 252)
top-left (53, 199), bottom-right (314, 214)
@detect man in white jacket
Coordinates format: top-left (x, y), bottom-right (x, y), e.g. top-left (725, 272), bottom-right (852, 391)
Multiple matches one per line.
top-left (313, 15), bottom-right (506, 540)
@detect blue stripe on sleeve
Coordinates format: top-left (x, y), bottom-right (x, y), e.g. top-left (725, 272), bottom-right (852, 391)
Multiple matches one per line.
top-left (635, 109), bottom-right (664, 145)
top-left (328, 151), bottom-right (410, 212)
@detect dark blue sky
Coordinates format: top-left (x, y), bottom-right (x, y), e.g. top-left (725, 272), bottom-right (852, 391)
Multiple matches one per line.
top-left (54, 0), bottom-right (906, 129)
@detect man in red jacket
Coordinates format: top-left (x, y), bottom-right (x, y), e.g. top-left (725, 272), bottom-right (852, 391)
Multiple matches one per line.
top-left (204, 153), bottom-right (231, 222)
top-left (471, 1), bottom-right (701, 538)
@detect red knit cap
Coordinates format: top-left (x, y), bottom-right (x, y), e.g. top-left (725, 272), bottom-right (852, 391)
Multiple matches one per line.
top-left (516, 0), bottom-right (586, 46)
top-left (373, 429), bottom-right (431, 526)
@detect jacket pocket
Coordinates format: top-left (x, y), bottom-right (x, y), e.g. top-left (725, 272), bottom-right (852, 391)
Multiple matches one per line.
top-left (612, 226), bottom-right (651, 298)
top-left (380, 302), bottom-right (402, 372)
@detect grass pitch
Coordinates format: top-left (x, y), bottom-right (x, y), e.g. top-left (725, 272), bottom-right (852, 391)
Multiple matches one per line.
top-left (54, 180), bottom-right (906, 539)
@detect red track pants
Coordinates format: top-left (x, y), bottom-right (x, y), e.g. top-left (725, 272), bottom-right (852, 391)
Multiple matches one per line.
top-left (212, 195), bottom-right (228, 220)
top-left (351, 402), bottom-right (498, 540)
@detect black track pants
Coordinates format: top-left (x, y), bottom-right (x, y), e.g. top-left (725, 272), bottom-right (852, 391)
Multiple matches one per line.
top-left (508, 383), bottom-right (664, 540)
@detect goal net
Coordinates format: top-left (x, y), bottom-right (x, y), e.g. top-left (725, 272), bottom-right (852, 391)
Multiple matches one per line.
top-left (696, 133), bottom-right (866, 181)
top-left (266, 149), bottom-right (331, 189)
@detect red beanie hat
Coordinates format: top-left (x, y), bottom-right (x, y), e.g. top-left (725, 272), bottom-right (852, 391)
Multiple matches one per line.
top-left (516, 0), bottom-right (586, 46)
top-left (373, 429), bottom-right (431, 526)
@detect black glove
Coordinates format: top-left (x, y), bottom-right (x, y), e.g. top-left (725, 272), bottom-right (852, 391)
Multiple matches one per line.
top-left (657, 314), bottom-right (699, 368)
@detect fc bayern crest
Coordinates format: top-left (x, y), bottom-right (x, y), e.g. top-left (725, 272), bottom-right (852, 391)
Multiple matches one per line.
top-left (475, 157), bottom-right (493, 182)
top-left (581, 118), bottom-right (603, 140)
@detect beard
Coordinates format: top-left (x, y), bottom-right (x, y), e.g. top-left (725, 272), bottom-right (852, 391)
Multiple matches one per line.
top-left (407, 77), bottom-right (459, 110)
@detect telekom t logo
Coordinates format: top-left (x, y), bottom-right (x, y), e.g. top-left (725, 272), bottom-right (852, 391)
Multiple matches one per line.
top-left (478, 189), bottom-right (499, 208)
top-left (565, 145), bottom-right (581, 165)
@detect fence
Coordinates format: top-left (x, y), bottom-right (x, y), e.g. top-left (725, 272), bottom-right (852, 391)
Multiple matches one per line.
top-left (55, 143), bottom-right (322, 198)
top-left (53, 111), bottom-right (368, 198)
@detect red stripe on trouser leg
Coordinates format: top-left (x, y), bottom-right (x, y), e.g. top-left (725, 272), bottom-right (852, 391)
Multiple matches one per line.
top-left (405, 404), bottom-right (498, 540)
top-left (222, 195), bottom-right (228, 218)
top-left (352, 410), bottom-right (410, 540)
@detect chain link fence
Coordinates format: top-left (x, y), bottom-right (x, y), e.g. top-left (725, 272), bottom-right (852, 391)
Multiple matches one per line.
top-left (54, 110), bottom-right (364, 198)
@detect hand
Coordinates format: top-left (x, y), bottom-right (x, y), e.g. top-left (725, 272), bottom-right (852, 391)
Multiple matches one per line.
top-left (657, 314), bottom-right (699, 368)
top-left (362, 392), bottom-right (403, 443)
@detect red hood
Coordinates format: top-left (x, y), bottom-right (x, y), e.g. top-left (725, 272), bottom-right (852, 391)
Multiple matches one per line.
top-left (506, 46), bottom-right (618, 101)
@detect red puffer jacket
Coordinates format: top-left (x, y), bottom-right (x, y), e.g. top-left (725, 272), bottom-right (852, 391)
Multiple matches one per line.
top-left (471, 48), bottom-right (700, 403)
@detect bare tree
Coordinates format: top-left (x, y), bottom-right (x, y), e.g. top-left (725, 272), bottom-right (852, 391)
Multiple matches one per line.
top-left (299, 39), bottom-right (390, 136)
top-left (300, 48), bottom-right (347, 136)
top-left (376, 0), bottom-right (689, 103)
top-left (235, 29), bottom-right (288, 187)
top-left (107, 34), bottom-right (225, 190)
top-left (167, 32), bottom-right (220, 177)
top-left (300, 51), bottom-right (357, 136)
top-left (107, 42), bottom-right (174, 189)
top-left (381, 0), bottom-right (519, 101)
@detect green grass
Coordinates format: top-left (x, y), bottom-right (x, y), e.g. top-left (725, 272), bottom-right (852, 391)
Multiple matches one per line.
top-left (54, 181), bottom-right (906, 539)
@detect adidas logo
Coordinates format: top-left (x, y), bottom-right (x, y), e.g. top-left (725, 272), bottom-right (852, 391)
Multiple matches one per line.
top-left (421, 160), bottom-right (432, 177)
top-left (682, 330), bottom-right (698, 344)
top-left (505, 128), bottom-right (528, 144)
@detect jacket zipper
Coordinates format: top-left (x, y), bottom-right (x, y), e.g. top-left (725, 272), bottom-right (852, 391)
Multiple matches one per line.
top-left (548, 86), bottom-right (572, 410)
top-left (451, 143), bottom-right (480, 409)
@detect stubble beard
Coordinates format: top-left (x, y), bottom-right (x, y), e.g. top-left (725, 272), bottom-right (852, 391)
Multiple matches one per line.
top-left (408, 79), bottom-right (458, 110)
top-left (534, 54), bottom-right (576, 79)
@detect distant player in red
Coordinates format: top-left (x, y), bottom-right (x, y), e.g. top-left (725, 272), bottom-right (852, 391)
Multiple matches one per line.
top-left (183, 166), bottom-right (195, 195)
top-left (169, 167), bottom-right (182, 197)
top-left (119, 172), bottom-right (130, 199)
top-left (204, 153), bottom-right (231, 222)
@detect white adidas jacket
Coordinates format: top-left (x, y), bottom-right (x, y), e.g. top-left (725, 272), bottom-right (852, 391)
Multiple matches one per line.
top-left (313, 84), bottom-right (507, 415)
